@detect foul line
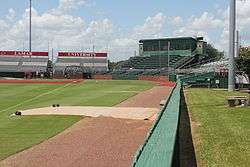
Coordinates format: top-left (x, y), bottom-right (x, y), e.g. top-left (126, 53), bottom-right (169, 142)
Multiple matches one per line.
top-left (0, 83), bottom-right (74, 114)
top-left (103, 91), bottom-right (140, 93)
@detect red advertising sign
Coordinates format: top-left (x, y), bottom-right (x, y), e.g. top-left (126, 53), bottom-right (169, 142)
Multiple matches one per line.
top-left (58, 52), bottom-right (107, 57)
top-left (0, 51), bottom-right (48, 57)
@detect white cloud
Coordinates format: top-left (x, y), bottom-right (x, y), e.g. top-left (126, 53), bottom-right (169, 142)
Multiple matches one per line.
top-left (189, 12), bottom-right (223, 30)
top-left (0, 0), bottom-right (249, 61)
top-left (110, 13), bottom-right (167, 60)
top-left (0, 19), bottom-right (9, 31)
top-left (173, 27), bottom-right (213, 44)
top-left (169, 16), bottom-right (183, 26)
top-left (171, 11), bottom-right (223, 41)
top-left (171, 12), bottom-right (220, 47)
top-left (217, 1), bottom-right (250, 53)
top-left (216, 28), bottom-right (229, 51)
top-left (6, 8), bottom-right (16, 21)
top-left (58, 0), bottom-right (87, 12)
top-left (0, 4), bottom-right (119, 59)
top-left (171, 1), bottom-right (250, 56)
top-left (237, 1), bottom-right (250, 18)
top-left (133, 13), bottom-right (166, 38)
top-left (236, 1), bottom-right (250, 31)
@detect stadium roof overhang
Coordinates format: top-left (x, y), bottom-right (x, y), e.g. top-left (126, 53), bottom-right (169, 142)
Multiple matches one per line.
top-left (139, 37), bottom-right (204, 43)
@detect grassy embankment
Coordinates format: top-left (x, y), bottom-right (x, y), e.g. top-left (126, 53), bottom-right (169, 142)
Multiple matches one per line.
top-left (185, 88), bottom-right (250, 166)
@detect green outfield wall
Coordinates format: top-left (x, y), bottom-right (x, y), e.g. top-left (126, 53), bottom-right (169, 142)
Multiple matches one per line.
top-left (132, 81), bottom-right (181, 167)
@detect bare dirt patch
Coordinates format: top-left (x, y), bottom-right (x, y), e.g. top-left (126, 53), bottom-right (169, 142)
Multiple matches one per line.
top-left (20, 106), bottom-right (158, 120)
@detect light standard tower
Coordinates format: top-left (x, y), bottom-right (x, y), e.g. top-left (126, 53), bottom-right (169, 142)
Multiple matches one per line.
top-left (228, 0), bottom-right (236, 91)
top-left (29, 0), bottom-right (32, 52)
top-left (167, 41), bottom-right (170, 73)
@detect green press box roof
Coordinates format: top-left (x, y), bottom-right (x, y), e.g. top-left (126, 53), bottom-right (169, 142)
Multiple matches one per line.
top-left (139, 37), bottom-right (204, 43)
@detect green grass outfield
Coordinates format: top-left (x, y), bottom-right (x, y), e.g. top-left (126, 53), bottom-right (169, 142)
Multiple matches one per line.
top-left (0, 80), bottom-right (154, 160)
top-left (185, 89), bottom-right (250, 167)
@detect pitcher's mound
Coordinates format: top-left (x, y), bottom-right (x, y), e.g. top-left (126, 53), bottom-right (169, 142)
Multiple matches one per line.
top-left (20, 106), bottom-right (159, 120)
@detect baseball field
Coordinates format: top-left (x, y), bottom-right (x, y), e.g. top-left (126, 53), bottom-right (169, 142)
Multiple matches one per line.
top-left (2, 79), bottom-right (249, 167)
top-left (0, 80), bottom-right (157, 162)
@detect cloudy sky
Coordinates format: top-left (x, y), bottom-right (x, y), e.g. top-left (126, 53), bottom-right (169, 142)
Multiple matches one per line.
top-left (0, 0), bottom-right (249, 61)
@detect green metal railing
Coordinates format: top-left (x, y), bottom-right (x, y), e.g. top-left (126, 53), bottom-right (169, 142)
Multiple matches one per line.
top-left (132, 81), bottom-right (182, 167)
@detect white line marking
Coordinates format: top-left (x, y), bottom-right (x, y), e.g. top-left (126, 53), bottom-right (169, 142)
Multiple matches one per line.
top-left (0, 83), bottom-right (73, 114)
top-left (103, 91), bottom-right (140, 93)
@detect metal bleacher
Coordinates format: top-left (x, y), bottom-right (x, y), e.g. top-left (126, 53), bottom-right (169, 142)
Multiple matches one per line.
top-left (179, 72), bottom-right (216, 87)
top-left (112, 70), bottom-right (144, 80)
top-left (174, 56), bottom-right (195, 69)
top-left (118, 55), bottom-right (186, 70)
top-left (111, 55), bottom-right (195, 80)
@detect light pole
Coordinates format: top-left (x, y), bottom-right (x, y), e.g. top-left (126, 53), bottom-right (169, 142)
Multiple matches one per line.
top-left (158, 40), bottom-right (161, 70)
top-left (228, 0), bottom-right (236, 91)
top-left (92, 45), bottom-right (95, 73)
top-left (29, 0), bottom-right (32, 52)
top-left (235, 30), bottom-right (240, 58)
top-left (167, 41), bottom-right (170, 72)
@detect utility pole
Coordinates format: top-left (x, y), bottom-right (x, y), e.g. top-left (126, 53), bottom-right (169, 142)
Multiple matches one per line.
top-left (29, 0), bottom-right (32, 52)
top-left (52, 48), bottom-right (54, 63)
top-left (48, 41), bottom-right (50, 53)
top-left (51, 47), bottom-right (54, 79)
top-left (228, 0), bottom-right (236, 91)
top-left (92, 45), bottom-right (95, 73)
top-left (235, 30), bottom-right (240, 58)
top-left (167, 41), bottom-right (170, 74)
top-left (158, 40), bottom-right (161, 70)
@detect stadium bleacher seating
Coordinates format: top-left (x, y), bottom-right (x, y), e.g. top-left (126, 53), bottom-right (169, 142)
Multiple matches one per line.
top-left (112, 70), bottom-right (144, 80)
top-left (179, 72), bottom-right (216, 87)
top-left (0, 56), bottom-right (48, 74)
top-left (117, 55), bottom-right (192, 70)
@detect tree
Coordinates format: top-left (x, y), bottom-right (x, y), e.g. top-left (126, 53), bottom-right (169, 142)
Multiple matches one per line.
top-left (108, 60), bottom-right (119, 71)
top-left (239, 47), bottom-right (250, 59)
top-left (205, 43), bottom-right (224, 61)
top-left (46, 60), bottom-right (53, 78)
top-left (236, 47), bottom-right (250, 76)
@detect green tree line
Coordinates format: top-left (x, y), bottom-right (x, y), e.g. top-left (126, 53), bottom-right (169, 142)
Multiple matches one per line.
top-left (236, 47), bottom-right (250, 76)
